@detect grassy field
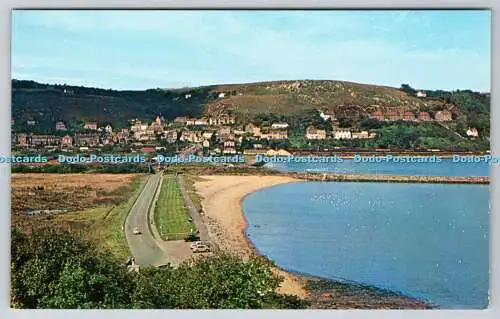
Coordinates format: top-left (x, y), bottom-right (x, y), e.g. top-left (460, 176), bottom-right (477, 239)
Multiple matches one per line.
top-left (11, 173), bottom-right (149, 261)
top-left (56, 175), bottom-right (149, 260)
top-left (155, 176), bottom-right (194, 240)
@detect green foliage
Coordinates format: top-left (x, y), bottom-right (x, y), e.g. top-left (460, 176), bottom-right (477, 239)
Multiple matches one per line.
top-left (12, 79), bottom-right (210, 130)
top-left (11, 227), bottom-right (133, 309)
top-left (11, 228), bottom-right (307, 309)
top-left (400, 84), bottom-right (417, 95)
top-left (132, 253), bottom-right (307, 309)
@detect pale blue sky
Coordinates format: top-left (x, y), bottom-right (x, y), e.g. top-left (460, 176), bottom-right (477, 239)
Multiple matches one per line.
top-left (11, 10), bottom-right (491, 92)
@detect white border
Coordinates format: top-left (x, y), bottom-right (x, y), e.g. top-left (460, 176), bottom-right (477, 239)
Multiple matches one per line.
top-left (1, 1), bottom-right (498, 319)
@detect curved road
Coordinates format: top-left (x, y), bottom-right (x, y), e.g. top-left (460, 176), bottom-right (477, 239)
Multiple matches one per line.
top-left (124, 173), bottom-right (169, 266)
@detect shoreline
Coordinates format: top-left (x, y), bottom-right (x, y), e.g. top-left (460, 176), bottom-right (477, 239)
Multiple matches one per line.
top-left (194, 175), bottom-right (431, 308)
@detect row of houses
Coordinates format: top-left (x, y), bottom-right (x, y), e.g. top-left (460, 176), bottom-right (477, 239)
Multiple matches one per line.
top-left (244, 123), bottom-right (289, 140)
top-left (173, 114), bottom-right (236, 126)
top-left (305, 126), bottom-right (376, 140)
top-left (15, 130), bottom-right (130, 148)
top-left (370, 110), bottom-right (453, 122)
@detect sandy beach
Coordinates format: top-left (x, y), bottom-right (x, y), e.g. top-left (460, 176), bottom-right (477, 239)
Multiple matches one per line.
top-left (194, 175), bottom-right (308, 298)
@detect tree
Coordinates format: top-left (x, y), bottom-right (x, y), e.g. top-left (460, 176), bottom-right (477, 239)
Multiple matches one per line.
top-left (11, 227), bottom-right (308, 309)
top-left (11, 227), bottom-right (134, 309)
top-left (400, 84), bottom-right (416, 96)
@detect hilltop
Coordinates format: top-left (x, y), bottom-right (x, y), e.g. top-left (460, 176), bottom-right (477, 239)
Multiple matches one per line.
top-left (206, 80), bottom-right (446, 117)
top-left (11, 79), bottom-right (490, 137)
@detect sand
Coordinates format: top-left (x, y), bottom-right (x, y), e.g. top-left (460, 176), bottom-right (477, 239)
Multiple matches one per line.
top-left (194, 175), bottom-right (308, 298)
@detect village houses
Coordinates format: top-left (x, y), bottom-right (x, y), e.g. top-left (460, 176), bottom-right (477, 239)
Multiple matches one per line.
top-left (402, 112), bottom-right (416, 121)
top-left (371, 111), bottom-right (385, 121)
top-left (245, 123), bottom-right (261, 138)
top-left (351, 131), bottom-right (370, 139)
top-left (271, 122), bottom-right (289, 129)
top-left (305, 126), bottom-right (327, 140)
top-left (319, 110), bottom-right (336, 121)
top-left (466, 128), bottom-right (479, 138)
top-left (61, 135), bottom-right (73, 147)
top-left (83, 121), bottom-right (98, 130)
top-left (105, 124), bottom-right (113, 134)
top-left (164, 130), bottom-right (178, 143)
top-left (208, 114), bottom-right (235, 126)
top-left (174, 117), bottom-right (188, 125)
top-left (74, 133), bottom-right (100, 146)
top-left (261, 129), bottom-right (288, 140)
top-left (333, 129), bottom-right (352, 140)
top-left (418, 112), bottom-right (432, 121)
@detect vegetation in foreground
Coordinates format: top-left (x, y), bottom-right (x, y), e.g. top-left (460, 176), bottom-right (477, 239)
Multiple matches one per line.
top-left (154, 176), bottom-right (194, 240)
top-left (11, 173), bottom-right (149, 260)
top-left (81, 175), bottom-right (149, 259)
top-left (11, 227), bottom-right (307, 309)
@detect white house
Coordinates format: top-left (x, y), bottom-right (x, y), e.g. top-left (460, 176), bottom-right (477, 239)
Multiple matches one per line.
top-left (271, 122), bottom-right (289, 129)
top-left (319, 110), bottom-right (336, 121)
top-left (466, 127), bottom-right (479, 138)
top-left (105, 124), bottom-right (113, 133)
top-left (416, 91), bottom-right (427, 98)
top-left (333, 129), bottom-right (352, 140)
top-left (218, 92), bottom-right (225, 98)
top-left (185, 94), bottom-right (192, 99)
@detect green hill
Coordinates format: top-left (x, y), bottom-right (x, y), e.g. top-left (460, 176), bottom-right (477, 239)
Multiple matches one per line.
top-left (11, 79), bottom-right (490, 138)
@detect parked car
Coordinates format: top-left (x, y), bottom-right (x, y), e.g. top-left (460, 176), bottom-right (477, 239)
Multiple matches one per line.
top-left (132, 227), bottom-right (141, 235)
top-left (192, 244), bottom-right (210, 253)
top-left (183, 233), bottom-right (200, 242)
top-left (190, 241), bottom-right (204, 249)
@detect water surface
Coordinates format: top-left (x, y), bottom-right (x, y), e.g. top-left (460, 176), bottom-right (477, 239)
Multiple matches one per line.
top-left (243, 182), bottom-right (490, 308)
top-left (265, 158), bottom-right (489, 177)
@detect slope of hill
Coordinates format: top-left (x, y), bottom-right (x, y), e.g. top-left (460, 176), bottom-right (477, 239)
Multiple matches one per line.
top-left (205, 80), bottom-right (448, 119)
top-left (11, 79), bottom-right (489, 137)
top-left (11, 80), bottom-right (210, 129)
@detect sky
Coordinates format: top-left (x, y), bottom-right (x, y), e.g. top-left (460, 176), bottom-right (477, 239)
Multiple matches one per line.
top-left (11, 10), bottom-right (491, 92)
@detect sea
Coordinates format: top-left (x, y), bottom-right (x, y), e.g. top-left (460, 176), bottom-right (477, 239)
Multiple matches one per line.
top-left (263, 158), bottom-right (490, 177)
top-left (242, 162), bottom-right (490, 309)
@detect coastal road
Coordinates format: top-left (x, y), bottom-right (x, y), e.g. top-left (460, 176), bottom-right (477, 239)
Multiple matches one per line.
top-left (177, 174), bottom-right (209, 242)
top-left (124, 173), bottom-right (170, 266)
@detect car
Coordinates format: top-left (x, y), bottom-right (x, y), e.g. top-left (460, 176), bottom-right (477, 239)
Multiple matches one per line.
top-left (190, 241), bottom-right (204, 249)
top-left (192, 244), bottom-right (210, 253)
top-left (132, 227), bottom-right (141, 235)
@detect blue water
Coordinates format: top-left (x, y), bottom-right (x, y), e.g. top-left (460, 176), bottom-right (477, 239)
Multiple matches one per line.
top-left (265, 158), bottom-right (489, 177)
top-left (243, 182), bottom-right (490, 309)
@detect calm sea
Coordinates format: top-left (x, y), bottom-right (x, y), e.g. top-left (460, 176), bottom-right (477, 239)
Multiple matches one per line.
top-left (264, 158), bottom-right (489, 177)
top-left (243, 182), bottom-right (490, 309)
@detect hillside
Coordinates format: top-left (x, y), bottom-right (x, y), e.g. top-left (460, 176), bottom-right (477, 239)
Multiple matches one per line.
top-left (11, 79), bottom-right (490, 137)
top-left (206, 80), bottom-right (446, 117)
top-left (11, 80), bottom-right (210, 129)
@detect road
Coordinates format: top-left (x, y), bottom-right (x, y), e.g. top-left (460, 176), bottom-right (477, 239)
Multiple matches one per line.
top-left (124, 173), bottom-right (170, 266)
top-left (177, 174), bottom-right (209, 242)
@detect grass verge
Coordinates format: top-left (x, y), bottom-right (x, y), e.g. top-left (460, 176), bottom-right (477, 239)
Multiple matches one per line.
top-left (155, 175), bottom-right (194, 240)
top-left (57, 174), bottom-right (149, 261)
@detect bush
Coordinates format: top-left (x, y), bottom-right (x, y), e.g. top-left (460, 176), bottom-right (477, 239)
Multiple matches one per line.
top-left (11, 227), bottom-right (308, 309)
